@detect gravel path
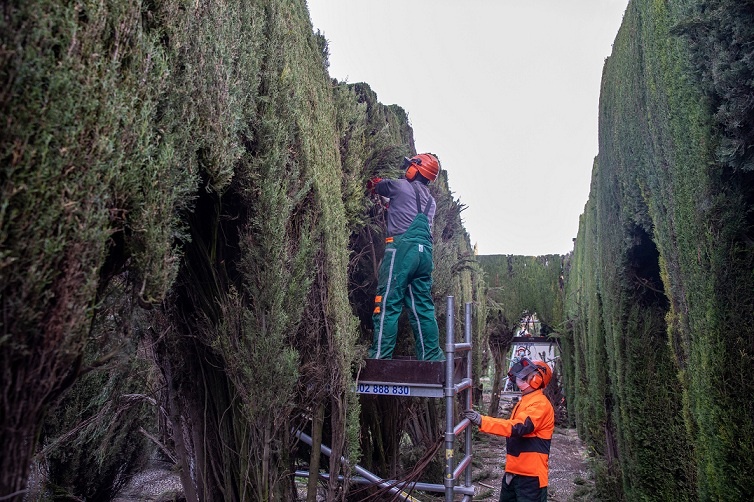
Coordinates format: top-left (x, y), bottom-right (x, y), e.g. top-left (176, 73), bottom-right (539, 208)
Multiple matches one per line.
top-left (114, 461), bottom-right (182, 502)
top-left (115, 399), bottom-right (591, 501)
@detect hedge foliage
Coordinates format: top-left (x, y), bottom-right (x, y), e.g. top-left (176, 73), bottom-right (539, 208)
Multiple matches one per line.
top-left (1, 1), bottom-right (483, 499)
top-left (565, 0), bottom-right (754, 499)
top-left (480, 254), bottom-right (565, 333)
top-left (1, 0), bottom-right (194, 495)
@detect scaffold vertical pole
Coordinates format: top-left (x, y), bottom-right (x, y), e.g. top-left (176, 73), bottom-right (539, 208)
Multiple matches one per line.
top-left (444, 296), bottom-right (455, 502)
top-left (464, 302), bottom-right (473, 490)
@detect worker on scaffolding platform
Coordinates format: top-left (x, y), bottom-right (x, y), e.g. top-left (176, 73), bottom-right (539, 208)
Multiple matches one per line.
top-left (463, 358), bottom-right (554, 502)
top-left (366, 153), bottom-right (444, 361)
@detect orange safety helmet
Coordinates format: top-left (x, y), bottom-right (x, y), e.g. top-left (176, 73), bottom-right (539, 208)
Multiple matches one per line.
top-left (530, 360), bottom-right (553, 390)
top-left (403, 153), bottom-right (440, 182)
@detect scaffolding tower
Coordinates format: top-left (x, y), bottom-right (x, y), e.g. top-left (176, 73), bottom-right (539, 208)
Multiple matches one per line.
top-left (295, 297), bottom-right (476, 501)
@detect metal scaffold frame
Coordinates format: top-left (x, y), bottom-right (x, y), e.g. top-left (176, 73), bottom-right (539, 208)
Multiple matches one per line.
top-left (294, 297), bottom-right (476, 501)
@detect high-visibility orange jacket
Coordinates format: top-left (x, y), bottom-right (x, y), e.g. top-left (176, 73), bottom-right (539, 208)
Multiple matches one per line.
top-left (479, 389), bottom-right (554, 488)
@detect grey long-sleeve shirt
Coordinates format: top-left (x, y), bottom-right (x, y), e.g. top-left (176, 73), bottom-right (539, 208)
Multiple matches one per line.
top-left (374, 179), bottom-right (436, 237)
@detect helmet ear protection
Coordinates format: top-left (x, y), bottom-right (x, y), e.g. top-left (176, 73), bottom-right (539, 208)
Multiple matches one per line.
top-left (528, 370), bottom-right (544, 390)
top-left (531, 360), bottom-right (553, 389)
top-left (402, 157), bottom-right (419, 181)
top-left (402, 154), bottom-right (440, 182)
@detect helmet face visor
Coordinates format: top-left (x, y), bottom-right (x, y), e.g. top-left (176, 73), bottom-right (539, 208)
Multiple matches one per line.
top-left (508, 357), bottom-right (538, 382)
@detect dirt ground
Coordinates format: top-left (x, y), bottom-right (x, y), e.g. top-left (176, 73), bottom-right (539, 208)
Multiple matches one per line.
top-left (115, 395), bottom-right (593, 501)
top-left (116, 429), bottom-right (592, 502)
top-left (113, 461), bottom-right (182, 502)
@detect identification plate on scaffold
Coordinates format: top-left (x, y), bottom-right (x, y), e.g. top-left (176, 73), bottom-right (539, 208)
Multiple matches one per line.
top-left (356, 383), bottom-right (411, 396)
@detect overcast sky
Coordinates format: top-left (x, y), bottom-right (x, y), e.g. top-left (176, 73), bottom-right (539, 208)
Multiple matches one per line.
top-left (307, 0), bottom-right (630, 256)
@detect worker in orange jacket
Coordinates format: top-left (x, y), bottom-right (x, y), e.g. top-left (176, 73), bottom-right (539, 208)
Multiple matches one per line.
top-left (463, 358), bottom-right (554, 502)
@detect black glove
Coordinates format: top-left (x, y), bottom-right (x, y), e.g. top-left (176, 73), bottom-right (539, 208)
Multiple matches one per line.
top-left (462, 409), bottom-right (481, 426)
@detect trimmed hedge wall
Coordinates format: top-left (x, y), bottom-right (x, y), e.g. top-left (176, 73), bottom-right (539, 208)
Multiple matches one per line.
top-left (1, 1), bottom-right (483, 499)
top-left (565, 0), bottom-right (754, 499)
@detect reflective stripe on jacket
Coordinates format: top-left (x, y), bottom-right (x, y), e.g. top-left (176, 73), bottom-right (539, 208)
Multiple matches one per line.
top-left (479, 389), bottom-right (554, 488)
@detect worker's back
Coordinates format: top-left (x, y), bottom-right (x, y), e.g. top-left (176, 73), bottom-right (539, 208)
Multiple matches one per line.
top-left (374, 178), bottom-right (435, 236)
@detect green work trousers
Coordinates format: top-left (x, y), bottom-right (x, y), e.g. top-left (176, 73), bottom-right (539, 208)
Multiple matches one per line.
top-left (369, 214), bottom-right (443, 361)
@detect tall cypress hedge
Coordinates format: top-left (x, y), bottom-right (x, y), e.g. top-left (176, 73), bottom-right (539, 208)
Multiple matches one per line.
top-left (1, 1), bottom-right (485, 499)
top-left (565, 0), bottom-right (754, 498)
top-left (0, 0), bottom-right (194, 495)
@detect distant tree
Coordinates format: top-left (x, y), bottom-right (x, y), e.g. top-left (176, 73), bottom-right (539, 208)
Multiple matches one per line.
top-left (478, 255), bottom-right (565, 416)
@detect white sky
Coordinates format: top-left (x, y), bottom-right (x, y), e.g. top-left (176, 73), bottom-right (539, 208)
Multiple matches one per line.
top-left (307, 0), bottom-right (629, 256)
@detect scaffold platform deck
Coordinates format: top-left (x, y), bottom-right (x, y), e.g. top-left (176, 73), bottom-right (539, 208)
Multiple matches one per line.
top-left (355, 357), bottom-right (467, 398)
